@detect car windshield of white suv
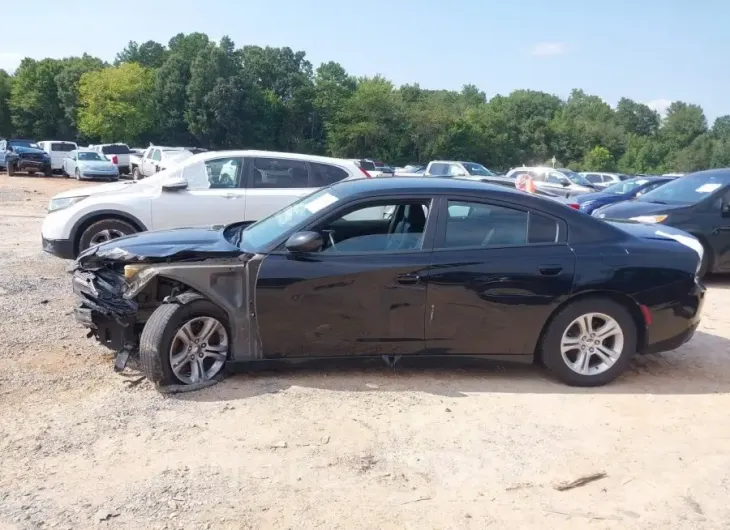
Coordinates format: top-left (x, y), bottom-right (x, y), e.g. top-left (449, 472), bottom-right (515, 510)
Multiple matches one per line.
top-left (462, 162), bottom-right (495, 176)
top-left (240, 188), bottom-right (342, 251)
top-left (637, 172), bottom-right (730, 205)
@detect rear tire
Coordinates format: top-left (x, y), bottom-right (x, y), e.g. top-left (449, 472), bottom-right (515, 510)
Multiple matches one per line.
top-left (44, 166), bottom-right (52, 177)
top-left (7, 163), bottom-right (15, 176)
top-left (77, 218), bottom-right (137, 252)
top-left (140, 298), bottom-right (230, 386)
top-left (540, 298), bottom-right (637, 387)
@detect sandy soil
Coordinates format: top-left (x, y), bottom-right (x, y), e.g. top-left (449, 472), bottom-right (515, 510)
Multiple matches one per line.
top-left (0, 172), bottom-right (729, 530)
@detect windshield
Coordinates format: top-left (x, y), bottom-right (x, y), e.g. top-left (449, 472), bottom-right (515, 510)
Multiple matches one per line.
top-left (51, 142), bottom-right (76, 152)
top-left (638, 172), bottom-right (730, 205)
top-left (240, 188), bottom-right (342, 251)
top-left (603, 178), bottom-right (649, 195)
top-left (78, 151), bottom-right (103, 161)
top-left (462, 162), bottom-right (495, 176)
top-left (9, 140), bottom-right (40, 149)
top-left (101, 144), bottom-right (131, 155)
top-left (559, 169), bottom-right (593, 187)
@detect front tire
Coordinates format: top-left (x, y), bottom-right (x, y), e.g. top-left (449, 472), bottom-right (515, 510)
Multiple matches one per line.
top-left (132, 166), bottom-right (141, 181)
top-left (540, 298), bottom-right (637, 387)
top-left (44, 166), bottom-right (52, 177)
top-left (7, 163), bottom-right (15, 176)
top-left (140, 297), bottom-right (230, 386)
top-left (77, 218), bottom-right (137, 252)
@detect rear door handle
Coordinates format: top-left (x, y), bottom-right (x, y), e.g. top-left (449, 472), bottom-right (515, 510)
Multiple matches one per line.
top-left (538, 265), bottom-right (563, 276)
top-left (222, 193), bottom-right (242, 199)
top-left (396, 273), bottom-right (421, 285)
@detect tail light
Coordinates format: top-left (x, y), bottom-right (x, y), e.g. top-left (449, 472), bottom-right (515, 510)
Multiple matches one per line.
top-left (111, 155), bottom-right (118, 165)
top-left (358, 166), bottom-right (372, 178)
top-left (567, 203), bottom-right (579, 210)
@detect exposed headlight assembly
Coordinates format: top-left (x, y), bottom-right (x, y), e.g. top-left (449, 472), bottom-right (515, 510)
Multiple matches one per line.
top-left (48, 196), bottom-right (87, 212)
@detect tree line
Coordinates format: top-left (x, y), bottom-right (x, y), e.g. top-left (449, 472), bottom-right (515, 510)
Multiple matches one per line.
top-left (0, 32), bottom-right (729, 173)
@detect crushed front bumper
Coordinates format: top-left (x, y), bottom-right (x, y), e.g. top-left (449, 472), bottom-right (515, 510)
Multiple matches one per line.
top-left (72, 268), bottom-right (139, 370)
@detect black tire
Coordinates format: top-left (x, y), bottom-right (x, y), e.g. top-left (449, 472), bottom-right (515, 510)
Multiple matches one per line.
top-left (140, 297), bottom-right (230, 386)
top-left (77, 218), bottom-right (137, 252)
top-left (7, 163), bottom-right (15, 176)
top-left (74, 168), bottom-right (81, 180)
top-left (696, 241), bottom-right (711, 279)
top-left (44, 166), bottom-right (52, 177)
top-left (539, 298), bottom-right (637, 387)
top-left (132, 166), bottom-right (141, 181)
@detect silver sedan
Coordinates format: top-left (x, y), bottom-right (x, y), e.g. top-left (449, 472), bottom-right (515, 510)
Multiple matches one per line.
top-left (62, 150), bottom-right (120, 181)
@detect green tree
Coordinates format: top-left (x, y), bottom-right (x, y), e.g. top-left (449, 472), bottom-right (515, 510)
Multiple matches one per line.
top-left (583, 146), bottom-right (615, 171)
top-left (77, 63), bottom-right (155, 143)
top-left (9, 58), bottom-right (65, 138)
top-left (711, 115), bottom-right (730, 139)
top-left (0, 70), bottom-right (13, 138)
top-left (615, 98), bottom-right (660, 136)
top-left (55, 54), bottom-right (106, 139)
top-left (115, 40), bottom-right (168, 68)
top-left (661, 101), bottom-right (707, 150)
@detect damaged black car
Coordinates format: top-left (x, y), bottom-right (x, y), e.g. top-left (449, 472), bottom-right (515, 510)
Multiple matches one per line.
top-left (71, 177), bottom-right (705, 390)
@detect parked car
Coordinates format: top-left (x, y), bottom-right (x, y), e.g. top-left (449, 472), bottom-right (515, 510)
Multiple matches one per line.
top-left (570, 176), bottom-right (676, 215)
top-left (70, 176), bottom-right (704, 390)
top-left (0, 139), bottom-right (52, 176)
top-left (62, 149), bottom-right (120, 181)
top-left (129, 146), bottom-right (196, 180)
top-left (580, 172), bottom-right (632, 189)
top-left (504, 167), bottom-right (596, 197)
top-left (423, 160), bottom-right (497, 178)
top-left (593, 169), bottom-right (730, 277)
top-left (38, 141), bottom-right (78, 173)
top-left (41, 151), bottom-right (368, 259)
top-left (350, 159), bottom-right (392, 177)
top-left (91, 143), bottom-right (133, 175)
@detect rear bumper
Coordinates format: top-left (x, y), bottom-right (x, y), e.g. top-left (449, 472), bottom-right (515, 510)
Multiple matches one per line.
top-left (42, 236), bottom-right (75, 259)
top-left (640, 278), bottom-right (705, 354)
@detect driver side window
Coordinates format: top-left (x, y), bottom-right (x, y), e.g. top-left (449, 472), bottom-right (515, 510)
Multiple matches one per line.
top-left (182, 157), bottom-right (242, 189)
top-left (316, 199), bottom-right (432, 253)
top-left (547, 172), bottom-right (569, 185)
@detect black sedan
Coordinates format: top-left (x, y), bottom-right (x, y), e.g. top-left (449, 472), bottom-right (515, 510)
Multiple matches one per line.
top-left (593, 169), bottom-right (730, 277)
top-left (70, 177), bottom-right (705, 390)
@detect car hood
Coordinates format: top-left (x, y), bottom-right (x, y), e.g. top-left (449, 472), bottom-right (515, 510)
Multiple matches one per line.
top-left (575, 191), bottom-right (619, 203)
top-left (75, 224), bottom-right (246, 267)
top-left (12, 146), bottom-right (46, 155)
top-left (594, 200), bottom-right (685, 219)
top-left (52, 180), bottom-right (145, 199)
top-left (78, 160), bottom-right (117, 170)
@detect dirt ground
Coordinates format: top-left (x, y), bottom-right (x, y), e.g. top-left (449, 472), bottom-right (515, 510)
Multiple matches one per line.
top-left (0, 172), bottom-right (729, 530)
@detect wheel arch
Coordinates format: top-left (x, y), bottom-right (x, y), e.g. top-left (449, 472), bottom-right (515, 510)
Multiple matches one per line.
top-left (534, 290), bottom-right (647, 362)
top-left (71, 210), bottom-right (148, 255)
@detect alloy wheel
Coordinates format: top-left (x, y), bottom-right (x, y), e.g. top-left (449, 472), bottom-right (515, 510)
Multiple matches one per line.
top-left (89, 228), bottom-right (126, 246)
top-left (169, 316), bottom-right (228, 384)
top-left (560, 312), bottom-right (624, 376)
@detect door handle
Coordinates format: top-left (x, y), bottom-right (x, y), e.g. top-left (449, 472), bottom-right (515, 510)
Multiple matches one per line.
top-left (222, 193), bottom-right (241, 199)
top-left (538, 265), bottom-right (563, 276)
top-left (396, 273), bottom-right (421, 285)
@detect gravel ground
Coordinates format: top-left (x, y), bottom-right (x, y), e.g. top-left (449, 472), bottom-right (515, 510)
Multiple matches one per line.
top-left (1, 172), bottom-right (730, 530)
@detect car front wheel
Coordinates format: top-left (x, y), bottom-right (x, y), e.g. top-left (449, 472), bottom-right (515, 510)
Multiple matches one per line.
top-left (77, 218), bottom-right (137, 252)
top-left (140, 297), bottom-right (230, 386)
top-left (540, 298), bottom-right (637, 386)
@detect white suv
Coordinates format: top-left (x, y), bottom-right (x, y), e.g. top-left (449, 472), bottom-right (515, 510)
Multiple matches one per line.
top-left (41, 150), bottom-right (369, 259)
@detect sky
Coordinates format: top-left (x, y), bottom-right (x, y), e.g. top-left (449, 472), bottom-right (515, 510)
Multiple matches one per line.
top-left (1, 0), bottom-right (729, 122)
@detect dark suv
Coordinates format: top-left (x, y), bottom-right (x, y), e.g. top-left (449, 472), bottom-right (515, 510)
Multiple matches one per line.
top-left (0, 139), bottom-right (52, 176)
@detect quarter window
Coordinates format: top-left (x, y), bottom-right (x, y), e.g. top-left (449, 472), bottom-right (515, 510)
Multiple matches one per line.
top-left (252, 158), bottom-right (308, 188)
top-left (441, 201), bottom-right (528, 248)
top-left (310, 162), bottom-right (349, 186)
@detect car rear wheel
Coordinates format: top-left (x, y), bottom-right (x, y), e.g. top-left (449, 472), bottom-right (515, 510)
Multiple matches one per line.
top-left (540, 298), bottom-right (637, 386)
top-left (140, 297), bottom-right (230, 386)
top-left (77, 218), bottom-right (137, 252)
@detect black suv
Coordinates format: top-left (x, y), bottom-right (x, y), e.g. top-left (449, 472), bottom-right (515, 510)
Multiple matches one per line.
top-left (0, 139), bottom-right (52, 176)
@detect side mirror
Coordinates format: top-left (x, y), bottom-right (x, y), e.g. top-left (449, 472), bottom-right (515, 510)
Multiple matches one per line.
top-left (561, 180), bottom-right (570, 187)
top-left (285, 231), bottom-right (323, 253)
top-left (161, 176), bottom-right (188, 191)
top-left (721, 199), bottom-right (730, 217)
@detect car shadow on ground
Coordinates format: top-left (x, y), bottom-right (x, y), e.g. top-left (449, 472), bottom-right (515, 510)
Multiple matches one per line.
top-left (172, 328), bottom-right (730, 403)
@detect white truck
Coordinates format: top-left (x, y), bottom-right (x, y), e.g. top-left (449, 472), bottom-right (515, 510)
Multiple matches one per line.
top-left (38, 141), bottom-right (78, 173)
top-left (129, 146), bottom-right (196, 180)
top-left (91, 144), bottom-right (133, 175)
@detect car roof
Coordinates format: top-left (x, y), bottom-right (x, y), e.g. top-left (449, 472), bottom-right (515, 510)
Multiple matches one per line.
top-left (187, 150), bottom-right (358, 166)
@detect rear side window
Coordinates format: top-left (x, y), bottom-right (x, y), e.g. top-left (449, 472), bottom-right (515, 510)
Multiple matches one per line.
top-left (358, 160), bottom-right (376, 171)
top-left (440, 201), bottom-right (528, 248)
top-left (429, 163), bottom-right (448, 175)
top-left (51, 142), bottom-right (76, 152)
top-left (310, 162), bottom-right (349, 187)
top-left (584, 173), bottom-right (603, 183)
top-left (528, 212), bottom-right (559, 244)
top-left (252, 158), bottom-right (308, 188)
top-left (101, 144), bottom-right (130, 155)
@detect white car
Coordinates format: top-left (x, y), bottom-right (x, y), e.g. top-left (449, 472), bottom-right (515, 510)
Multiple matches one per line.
top-left (504, 167), bottom-right (596, 197)
top-left (91, 143), bottom-right (133, 175)
top-left (38, 141), bottom-right (78, 173)
top-left (41, 150), bottom-right (370, 259)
